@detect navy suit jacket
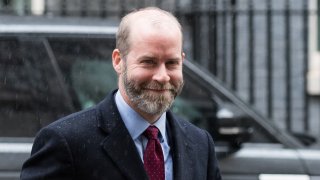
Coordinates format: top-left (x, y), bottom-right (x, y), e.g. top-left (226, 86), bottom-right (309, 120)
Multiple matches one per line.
top-left (21, 91), bottom-right (221, 180)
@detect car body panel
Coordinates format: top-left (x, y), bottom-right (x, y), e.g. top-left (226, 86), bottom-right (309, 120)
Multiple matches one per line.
top-left (297, 150), bottom-right (320, 175)
top-left (219, 144), bottom-right (306, 174)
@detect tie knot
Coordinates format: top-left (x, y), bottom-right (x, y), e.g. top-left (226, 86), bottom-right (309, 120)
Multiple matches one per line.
top-left (143, 126), bottom-right (159, 140)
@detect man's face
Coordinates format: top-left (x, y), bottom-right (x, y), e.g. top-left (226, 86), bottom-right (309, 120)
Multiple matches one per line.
top-left (120, 24), bottom-right (184, 117)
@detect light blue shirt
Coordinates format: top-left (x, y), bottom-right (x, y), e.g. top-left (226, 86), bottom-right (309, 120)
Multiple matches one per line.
top-left (115, 91), bottom-right (173, 180)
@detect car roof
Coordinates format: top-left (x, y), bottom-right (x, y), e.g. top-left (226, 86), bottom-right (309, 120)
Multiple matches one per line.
top-left (0, 15), bottom-right (118, 35)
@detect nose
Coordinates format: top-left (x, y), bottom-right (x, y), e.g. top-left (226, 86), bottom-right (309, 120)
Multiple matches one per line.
top-left (152, 64), bottom-right (170, 83)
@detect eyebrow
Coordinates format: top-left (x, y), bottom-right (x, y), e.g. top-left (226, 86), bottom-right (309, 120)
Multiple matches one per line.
top-left (137, 55), bottom-right (182, 61)
top-left (167, 57), bottom-right (182, 61)
top-left (137, 55), bottom-right (156, 61)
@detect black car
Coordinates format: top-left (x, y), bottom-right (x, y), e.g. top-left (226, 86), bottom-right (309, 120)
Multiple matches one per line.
top-left (1, 16), bottom-right (320, 180)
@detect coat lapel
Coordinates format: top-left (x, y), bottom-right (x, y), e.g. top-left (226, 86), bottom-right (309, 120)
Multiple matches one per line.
top-left (166, 112), bottom-right (195, 180)
top-left (97, 92), bottom-right (148, 180)
top-left (95, 91), bottom-right (196, 180)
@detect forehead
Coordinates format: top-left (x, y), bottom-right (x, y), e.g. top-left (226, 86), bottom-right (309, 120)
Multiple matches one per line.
top-left (128, 27), bottom-right (182, 60)
top-left (130, 21), bottom-right (181, 47)
top-left (129, 9), bottom-right (178, 24)
top-left (127, 10), bottom-right (182, 39)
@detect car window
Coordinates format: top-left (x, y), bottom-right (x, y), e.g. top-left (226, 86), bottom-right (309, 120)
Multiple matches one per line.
top-left (0, 37), bottom-right (74, 137)
top-left (172, 78), bottom-right (219, 136)
top-left (175, 69), bottom-right (279, 144)
top-left (0, 35), bottom-right (279, 145)
top-left (48, 37), bottom-right (117, 109)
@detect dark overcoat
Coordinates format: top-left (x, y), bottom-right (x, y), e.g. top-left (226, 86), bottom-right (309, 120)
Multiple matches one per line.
top-left (21, 91), bottom-right (221, 180)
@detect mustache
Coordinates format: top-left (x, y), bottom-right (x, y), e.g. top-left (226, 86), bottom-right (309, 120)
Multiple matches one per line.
top-left (143, 82), bottom-right (175, 90)
top-left (141, 81), bottom-right (184, 97)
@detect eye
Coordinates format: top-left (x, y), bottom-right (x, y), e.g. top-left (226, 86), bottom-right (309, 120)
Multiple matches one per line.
top-left (166, 60), bottom-right (180, 68)
top-left (140, 59), bottom-right (157, 67)
top-left (142, 60), bottom-right (155, 64)
top-left (167, 61), bottom-right (179, 65)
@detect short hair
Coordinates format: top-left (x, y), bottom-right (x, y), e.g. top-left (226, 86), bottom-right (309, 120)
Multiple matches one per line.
top-left (116, 7), bottom-right (183, 58)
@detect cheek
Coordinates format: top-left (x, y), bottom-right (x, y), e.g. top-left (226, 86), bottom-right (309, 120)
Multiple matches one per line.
top-left (126, 68), bottom-right (153, 82)
top-left (169, 71), bottom-right (184, 83)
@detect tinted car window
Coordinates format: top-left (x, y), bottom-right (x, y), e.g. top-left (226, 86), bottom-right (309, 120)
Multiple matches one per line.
top-left (0, 35), bottom-right (279, 144)
top-left (49, 37), bottom-right (117, 109)
top-left (0, 38), bottom-right (75, 137)
top-left (0, 36), bottom-right (116, 137)
top-left (176, 69), bottom-right (279, 144)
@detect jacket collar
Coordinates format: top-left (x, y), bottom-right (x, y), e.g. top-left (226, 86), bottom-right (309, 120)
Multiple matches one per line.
top-left (97, 90), bottom-right (195, 180)
top-left (97, 91), bottom-right (148, 180)
top-left (166, 112), bottom-right (195, 180)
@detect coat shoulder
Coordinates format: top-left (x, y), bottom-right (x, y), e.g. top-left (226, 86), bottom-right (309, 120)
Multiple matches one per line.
top-left (169, 112), bottom-right (212, 144)
top-left (46, 106), bottom-right (99, 135)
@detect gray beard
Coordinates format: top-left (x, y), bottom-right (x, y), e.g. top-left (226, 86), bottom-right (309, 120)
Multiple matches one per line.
top-left (122, 69), bottom-right (183, 116)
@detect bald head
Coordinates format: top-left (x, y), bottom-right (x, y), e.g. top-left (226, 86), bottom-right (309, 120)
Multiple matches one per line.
top-left (116, 7), bottom-right (183, 58)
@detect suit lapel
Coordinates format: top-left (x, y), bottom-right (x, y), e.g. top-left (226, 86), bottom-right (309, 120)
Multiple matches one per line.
top-left (166, 112), bottom-right (195, 180)
top-left (97, 92), bottom-right (148, 180)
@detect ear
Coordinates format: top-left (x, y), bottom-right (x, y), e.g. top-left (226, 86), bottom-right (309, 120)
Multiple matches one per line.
top-left (112, 49), bottom-right (122, 74)
top-left (182, 52), bottom-right (185, 62)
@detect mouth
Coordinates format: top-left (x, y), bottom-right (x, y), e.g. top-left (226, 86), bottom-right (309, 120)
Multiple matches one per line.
top-left (144, 88), bottom-right (171, 93)
top-left (142, 82), bottom-right (175, 94)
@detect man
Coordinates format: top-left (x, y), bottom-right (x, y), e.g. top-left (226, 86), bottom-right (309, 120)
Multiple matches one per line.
top-left (21, 7), bottom-right (221, 180)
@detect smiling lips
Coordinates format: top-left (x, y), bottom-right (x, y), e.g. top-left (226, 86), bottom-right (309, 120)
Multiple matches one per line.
top-left (145, 88), bottom-right (171, 93)
top-left (143, 82), bottom-right (174, 94)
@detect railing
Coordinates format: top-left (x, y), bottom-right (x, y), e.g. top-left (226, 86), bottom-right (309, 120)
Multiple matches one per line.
top-left (189, 0), bottom-right (311, 135)
top-left (1, 0), bottom-right (318, 137)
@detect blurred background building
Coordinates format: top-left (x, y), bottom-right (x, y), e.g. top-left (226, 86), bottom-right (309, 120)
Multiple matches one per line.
top-left (1, 0), bottom-right (320, 146)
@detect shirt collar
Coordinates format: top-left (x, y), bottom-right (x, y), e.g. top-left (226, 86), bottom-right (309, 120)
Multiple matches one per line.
top-left (115, 90), bottom-right (167, 141)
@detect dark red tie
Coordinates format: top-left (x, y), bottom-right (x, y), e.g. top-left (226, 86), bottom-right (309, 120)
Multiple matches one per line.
top-left (143, 126), bottom-right (165, 180)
